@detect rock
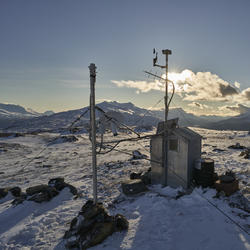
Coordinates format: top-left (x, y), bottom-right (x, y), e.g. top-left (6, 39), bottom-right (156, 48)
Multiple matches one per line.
top-left (81, 200), bottom-right (107, 220)
top-left (239, 149), bottom-right (250, 159)
top-left (212, 148), bottom-right (225, 152)
top-left (26, 184), bottom-right (59, 203)
top-left (121, 179), bottom-right (148, 195)
top-left (84, 222), bottom-right (114, 249)
top-left (48, 178), bottom-right (78, 195)
top-left (0, 188), bottom-right (8, 199)
top-left (60, 135), bottom-right (78, 143)
top-left (64, 200), bottom-right (128, 249)
top-left (26, 185), bottom-right (49, 196)
top-left (42, 164), bottom-right (52, 168)
top-left (48, 177), bottom-right (65, 191)
top-left (140, 171), bottom-right (151, 185)
top-left (9, 186), bottom-right (22, 197)
top-left (132, 150), bottom-right (147, 159)
top-left (114, 214), bottom-right (129, 231)
top-left (130, 172), bottom-right (142, 180)
top-left (228, 143), bottom-right (246, 150)
top-left (130, 168), bottom-right (151, 185)
top-left (12, 194), bottom-right (27, 206)
top-left (66, 184), bottom-right (78, 195)
top-left (28, 192), bottom-right (51, 203)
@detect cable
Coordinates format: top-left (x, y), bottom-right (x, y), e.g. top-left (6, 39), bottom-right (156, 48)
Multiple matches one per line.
top-left (95, 106), bottom-right (140, 137)
top-left (167, 79), bottom-right (175, 108)
top-left (133, 97), bottom-right (164, 126)
top-left (18, 108), bottom-right (90, 172)
top-left (97, 134), bottom-right (153, 155)
top-left (170, 99), bottom-right (193, 127)
top-left (68, 108), bottom-right (90, 132)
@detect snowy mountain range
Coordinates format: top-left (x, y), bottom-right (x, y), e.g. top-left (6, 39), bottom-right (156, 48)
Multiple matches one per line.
top-left (0, 103), bottom-right (54, 129)
top-left (0, 101), bottom-right (249, 132)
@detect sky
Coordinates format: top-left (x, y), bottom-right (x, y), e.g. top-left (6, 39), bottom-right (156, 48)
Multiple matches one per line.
top-left (0, 0), bottom-right (250, 116)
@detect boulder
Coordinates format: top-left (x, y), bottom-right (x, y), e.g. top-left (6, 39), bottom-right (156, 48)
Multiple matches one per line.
top-left (28, 192), bottom-right (51, 203)
top-left (26, 185), bottom-right (50, 196)
top-left (130, 172), bottom-right (142, 180)
top-left (48, 177), bottom-right (65, 190)
top-left (48, 178), bottom-right (78, 195)
top-left (9, 186), bottom-right (22, 197)
top-left (130, 168), bottom-right (151, 185)
top-left (121, 179), bottom-right (148, 195)
top-left (140, 171), bottom-right (151, 185)
top-left (132, 150), bottom-right (147, 159)
top-left (81, 200), bottom-right (107, 220)
top-left (239, 149), bottom-right (250, 159)
top-left (60, 135), bottom-right (78, 143)
top-left (0, 188), bottom-right (8, 199)
top-left (114, 214), bottom-right (129, 231)
top-left (64, 200), bottom-right (128, 249)
top-left (85, 222), bottom-right (115, 249)
top-left (26, 184), bottom-right (59, 203)
top-left (228, 143), bottom-right (246, 150)
top-left (12, 195), bottom-right (27, 206)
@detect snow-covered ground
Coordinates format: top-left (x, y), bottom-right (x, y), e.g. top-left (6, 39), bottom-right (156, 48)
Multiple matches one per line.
top-left (0, 128), bottom-right (249, 249)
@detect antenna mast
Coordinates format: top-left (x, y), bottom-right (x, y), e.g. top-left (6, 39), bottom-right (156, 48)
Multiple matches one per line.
top-left (152, 48), bottom-right (172, 185)
top-left (153, 49), bottom-right (172, 123)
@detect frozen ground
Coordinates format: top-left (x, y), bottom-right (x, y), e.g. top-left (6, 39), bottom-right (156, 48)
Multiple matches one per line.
top-left (0, 128), bottom-right (249, 249)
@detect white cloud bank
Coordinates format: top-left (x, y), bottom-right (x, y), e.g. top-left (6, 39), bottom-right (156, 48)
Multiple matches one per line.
top-left (111, 69), bottom-right (250, 107)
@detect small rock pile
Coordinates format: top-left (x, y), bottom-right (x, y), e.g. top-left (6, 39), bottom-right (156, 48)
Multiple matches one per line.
top-left (0, 186), bottom-right (22, 199)
top-left (121, 168), bottom-right (151, 195)
top-left (64, 200), bottom-right (128, 249)
top-left (239, 148), bottom-right (250, 159)
top-left (0, 177), bottom-right (77, 205)
top-left (132, 150), bottom-right (147, 160)
top-left (228, 143), bottom-right (246, 150)
top-left (130, 168), bottom-right (151, 185)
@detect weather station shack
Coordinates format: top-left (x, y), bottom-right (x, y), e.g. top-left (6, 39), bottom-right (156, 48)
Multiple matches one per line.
top-left (150, 119), bottom-right (202, 188)
top-left (146, 49), bottom-right (202, 189)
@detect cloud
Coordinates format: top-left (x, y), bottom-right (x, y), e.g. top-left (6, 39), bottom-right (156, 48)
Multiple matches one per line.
top-left (188, 102), bottom-right (209, 109)
top-left (241, 88), bottom-right (250, 100)
top-left (178, 71), bottom-right (239, 101)
top-left (234, 82), bottom-right (241, 89)
top-left (219, 104), bottom-right (250, 114)
top-left (112, 70), bottom-right (250, 106)
top-left (111, 80), bottom-right (164, 93)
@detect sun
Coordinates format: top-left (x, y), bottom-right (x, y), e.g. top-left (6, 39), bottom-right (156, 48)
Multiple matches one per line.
top-left (161, 70), bottom-right (192, 83)
top-left (161, 70), bottom-right (193, 92)
top-left (168, 70), bottom-right (193, 83)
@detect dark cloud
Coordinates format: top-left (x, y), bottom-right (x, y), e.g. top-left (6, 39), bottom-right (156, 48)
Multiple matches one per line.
top-left (188, 102), bottom-right (208, 109)
top-left (223, 104), bottom-right (250, 114)
top-left (219, 83), bottom-right (238, 97)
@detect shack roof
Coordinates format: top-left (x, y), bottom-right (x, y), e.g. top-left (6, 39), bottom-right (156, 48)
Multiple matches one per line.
top-left (171, 127), bottom-right (202, 141)
top-left (156, 121), bottom-right (202, 141)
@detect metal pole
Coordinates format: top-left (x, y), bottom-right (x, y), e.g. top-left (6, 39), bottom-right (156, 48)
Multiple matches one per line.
top-left (89, 63), bottom-right (97, 204)
top-left (162, 49), bottom-right (171, 185)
